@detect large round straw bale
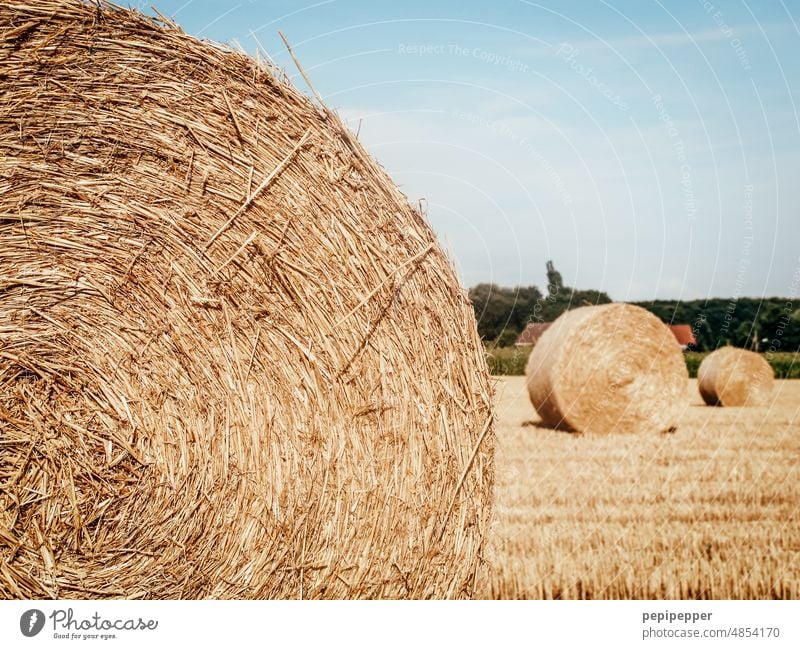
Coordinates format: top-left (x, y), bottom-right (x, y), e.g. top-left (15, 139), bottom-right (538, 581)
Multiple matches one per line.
top-left (525, 304), bottom-right (688, 434)
top-left (0, 1), bottom-right (494, 598)
top-left (697, 346), bottom-right (774, 406)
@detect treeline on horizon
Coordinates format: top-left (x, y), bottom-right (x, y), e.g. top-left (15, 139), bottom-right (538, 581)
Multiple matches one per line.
top-left (469, 261), bottom-right (800, 353)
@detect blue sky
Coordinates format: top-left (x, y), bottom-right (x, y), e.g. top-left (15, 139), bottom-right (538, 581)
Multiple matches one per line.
top-left (138, 0), bottom-right (799, 300)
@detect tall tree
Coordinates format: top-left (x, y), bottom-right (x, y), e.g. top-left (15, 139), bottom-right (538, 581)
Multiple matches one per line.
top-left (546, 260), bottom-right (564, 297)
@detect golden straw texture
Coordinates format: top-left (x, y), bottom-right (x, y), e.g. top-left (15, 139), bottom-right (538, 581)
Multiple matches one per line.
top-left (0, 0), bottom-right (494, 598)
top-left (525, 304), bottom-right (688, 434)
top-left (698, 346), bottom-right (774, 407)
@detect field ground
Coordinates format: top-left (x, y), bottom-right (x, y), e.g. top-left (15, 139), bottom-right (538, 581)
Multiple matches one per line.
top-left (477, 377), bottom-right (800, 599)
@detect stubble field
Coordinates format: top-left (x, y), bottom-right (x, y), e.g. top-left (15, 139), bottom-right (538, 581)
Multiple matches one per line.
top-left (477, 377), bottom-right (800, 599)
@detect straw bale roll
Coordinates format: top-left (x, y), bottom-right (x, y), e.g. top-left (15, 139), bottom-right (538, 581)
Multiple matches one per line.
top-left (0, 1), bottom-right (493, 599)
top-left (525, 304), bottom-right (688, 434)
top-left (697, 346), bottom-right (774, 406)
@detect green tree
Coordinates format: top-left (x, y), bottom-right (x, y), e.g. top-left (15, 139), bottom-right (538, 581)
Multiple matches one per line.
top-left (469, 261), bottom-right (610, 341)
top-left (633, 298), bottom-right (800, 353)
top-left (546, 260), bottom-right (564, 297)
top-left (496, 328), bottom-right (520, 347)
top-left (469, 283), bottom-right (544, 341)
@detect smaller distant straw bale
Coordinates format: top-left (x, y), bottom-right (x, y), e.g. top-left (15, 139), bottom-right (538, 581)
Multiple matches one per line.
top-left (697, 346), bottom-right (774, 406)
top-left (525, 303), bottom-right (688, 434)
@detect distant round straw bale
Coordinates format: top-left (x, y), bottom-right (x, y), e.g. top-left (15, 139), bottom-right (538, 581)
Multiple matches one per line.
top-left (0, 1), bottom-right (493, 598)
top-left (697, 347), bottom-right (774, 407)
top-left (525, 304), bottom-right (688, 434)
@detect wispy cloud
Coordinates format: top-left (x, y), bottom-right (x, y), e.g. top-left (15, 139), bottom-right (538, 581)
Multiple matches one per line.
top-left (609, 27), bottom-right (734, 48)
top-left (519, 23), bottom-right (790, 57)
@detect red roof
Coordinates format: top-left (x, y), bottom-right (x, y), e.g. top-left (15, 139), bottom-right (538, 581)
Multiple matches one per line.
top-left (515, 322), bottom-right (551, 345)
top-left (669, 324), bottom-right (696, 347)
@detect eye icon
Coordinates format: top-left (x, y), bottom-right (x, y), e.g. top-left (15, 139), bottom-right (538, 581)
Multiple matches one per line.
top-left (20, 609), bottom-right (45, 637)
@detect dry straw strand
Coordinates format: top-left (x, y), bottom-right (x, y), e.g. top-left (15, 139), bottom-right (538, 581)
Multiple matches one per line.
top-left (525, 303), bottom-right (688, 434)
top-left (0, 0), bottom-right (494, 599)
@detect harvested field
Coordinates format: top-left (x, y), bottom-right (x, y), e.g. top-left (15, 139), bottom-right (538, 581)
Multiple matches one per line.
top-left (479, 376), bottom-right (800, 599)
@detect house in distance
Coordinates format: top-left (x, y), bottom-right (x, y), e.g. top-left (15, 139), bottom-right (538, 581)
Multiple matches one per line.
top-left (514, 322), bottom-right (552, 347)
top-left (669, 324), bottom-right (697, 351)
